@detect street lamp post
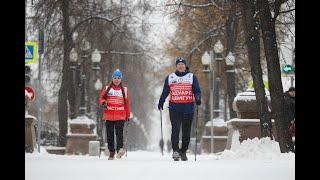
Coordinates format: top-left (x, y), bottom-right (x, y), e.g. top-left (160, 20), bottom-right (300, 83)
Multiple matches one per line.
top-left (91, 49), bottom-right (101, 71)
top-left (213, 40), bottom-right (224, 118)
top-left (69, 39), bottom-right (91, 117)
top-left (201, 51), bottom-right (214, 154)
top-left (70, 48), bottom-right (78, 119)
top-left (94, 77), bottom-right (103, 145)
top-left (67, 37), bottom-right (102, 154)
top-left (79, 40), bottom-right (91, 116)
top-left (91, 49), bottom-right (103, 144)
top-left (225, 52), bottom-right (237, 119)
top-left (70, 40), bottom-right (103, 121)
top-left (90, 49), bottom-right (101, 117)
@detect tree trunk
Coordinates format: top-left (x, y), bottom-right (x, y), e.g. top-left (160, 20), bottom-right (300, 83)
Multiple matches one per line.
top-left (257, 0), bottom-right (294, 152)
top-left (58, 0), bottom-right (71, 146)
top-left (239, 0), bottom-right (273, 138)
top-left (225, 1), bottom-right (238, 119)
top-left (225, 1), bottom-right (238, 54)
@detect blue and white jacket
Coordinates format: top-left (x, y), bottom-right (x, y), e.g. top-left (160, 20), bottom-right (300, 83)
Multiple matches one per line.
top-left (158, 70), bottom-right (201, 114)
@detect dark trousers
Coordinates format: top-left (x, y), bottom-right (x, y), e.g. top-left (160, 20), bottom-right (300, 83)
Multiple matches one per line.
top-left (169, 109), bottom-right (193, 153)
top-left (105, 120), bottom-right (125, 152)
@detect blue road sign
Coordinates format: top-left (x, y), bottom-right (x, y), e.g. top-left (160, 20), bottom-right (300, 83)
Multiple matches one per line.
top-left (25, 41), bottom-right (38, 64)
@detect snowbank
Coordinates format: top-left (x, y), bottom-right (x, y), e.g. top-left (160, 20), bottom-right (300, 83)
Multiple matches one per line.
top-left (69, 116), bottom-right (96, 125)
top-left (68, 116), bottom-right (97, 135)
top-left (234, 89), bottom-right (271, 102)
top-left (26, 146), bottom-right (49, 156)
top-left (218, 136), bottom-right (295, 160)
top-left (205, 118), bottom-right (227, 127)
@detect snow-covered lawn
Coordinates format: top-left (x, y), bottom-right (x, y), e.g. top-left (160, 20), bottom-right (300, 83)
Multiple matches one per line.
top-left (25, 138), bottom-right (295, 180)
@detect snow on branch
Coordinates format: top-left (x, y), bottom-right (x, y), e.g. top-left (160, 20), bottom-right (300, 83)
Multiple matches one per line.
top-left (99, 50), bottom-right (143, 56)
top-left (166, 0), bottom-right (222, 10)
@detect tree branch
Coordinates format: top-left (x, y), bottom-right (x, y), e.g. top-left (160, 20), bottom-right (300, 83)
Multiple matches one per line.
top-left (99, 50), bottom-right (143, 56)
top-left (273, 0), bottom-right (289, 20)
top-left (278, 8), bottom-right (295, 14)
top-left (70, 15), bottom-right (129, 36)
top-left (166, 0), bottom-right (222, 10)
top-left (188, 32), bottom-right (219, 56)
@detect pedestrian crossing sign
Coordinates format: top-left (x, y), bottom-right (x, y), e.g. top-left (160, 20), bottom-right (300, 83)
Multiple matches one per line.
top-left (25, 41), bottom-right (38, 64)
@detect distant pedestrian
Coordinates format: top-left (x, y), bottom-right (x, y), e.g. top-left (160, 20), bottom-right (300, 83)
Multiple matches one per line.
top-left (283, 87), bottom-right (295, 152)
top-left (283, 87), bottom-right (295, 125)
top-left (99, 69), bottom-right (131, 160)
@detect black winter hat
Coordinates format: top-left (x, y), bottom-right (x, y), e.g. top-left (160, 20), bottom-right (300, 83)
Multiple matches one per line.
top-left (175, 57), bottom-right (187, 66)
top-left (288, 87), bottom-right (295, 92)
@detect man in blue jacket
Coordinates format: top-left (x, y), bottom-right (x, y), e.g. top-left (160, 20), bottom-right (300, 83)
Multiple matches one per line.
top-left (158, 57), bottom-right (201, 161)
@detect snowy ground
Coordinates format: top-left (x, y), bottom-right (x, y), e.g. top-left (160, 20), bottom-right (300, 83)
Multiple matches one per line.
top-left (25, 138), bottom-right (295, 180)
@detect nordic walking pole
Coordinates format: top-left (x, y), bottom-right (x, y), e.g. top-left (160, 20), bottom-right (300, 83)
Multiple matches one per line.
top-left (195, 105), bottom-right (199, 161)
top-left (160, 109), bottom-right (164, 156)
top-left (125, 120), bottom-right (129, 157)
top-left (99, 119), bottom-right (101, 158)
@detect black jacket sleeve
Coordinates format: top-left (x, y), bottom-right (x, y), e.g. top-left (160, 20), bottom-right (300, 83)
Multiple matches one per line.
top-left (159, 75), bottom-right (170, 105)
top-left (192, 75), bottom-right (201, 100)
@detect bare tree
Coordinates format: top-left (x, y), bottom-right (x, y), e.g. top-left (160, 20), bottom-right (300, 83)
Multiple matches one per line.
top-left (224, 0), bottom-right (239, 119)
top-left (238, 0), bottom-right (273, 138)
top-left (257, 0), bottom-right (294, 152)
top-left (29, 0), bottom-right (157, 147)
top-left (163, 0), bottom-right (258, 139)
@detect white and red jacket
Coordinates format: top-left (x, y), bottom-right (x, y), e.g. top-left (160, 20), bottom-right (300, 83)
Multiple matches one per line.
top-left (99, 83), bottom-right (131, 121)
top-left (168, 72), bottom-right (194, 103)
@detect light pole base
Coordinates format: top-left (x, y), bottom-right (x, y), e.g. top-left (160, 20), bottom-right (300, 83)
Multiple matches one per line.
top-left (66, 116), bottom-right (97, 155)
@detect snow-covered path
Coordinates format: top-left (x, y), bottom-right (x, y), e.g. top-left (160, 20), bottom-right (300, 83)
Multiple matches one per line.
top-left (25, 150), bottom-right (294, 180)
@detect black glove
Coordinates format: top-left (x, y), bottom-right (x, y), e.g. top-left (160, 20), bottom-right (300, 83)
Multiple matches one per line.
top-left (102, 102), bottom-right (107, 109)
top-left (158, 101), bottom-right (164, 110)
top-left (195, 96), bottom-right (201, 105)
top-left (127, 118), bottom-right (130, 122)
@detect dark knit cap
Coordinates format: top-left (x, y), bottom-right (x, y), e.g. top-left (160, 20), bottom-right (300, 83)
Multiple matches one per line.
top-left (288, 87), bottom-right (295, 92)
top-left (175, 57), bottom-right (187, 66)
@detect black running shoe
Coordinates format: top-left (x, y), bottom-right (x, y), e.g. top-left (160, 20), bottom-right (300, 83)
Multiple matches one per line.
top-left (180, 151), bottom-right (188, 161)
top-left (172, 151), bottom-right (180, 161)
